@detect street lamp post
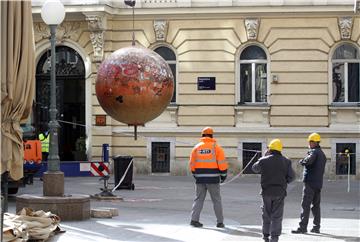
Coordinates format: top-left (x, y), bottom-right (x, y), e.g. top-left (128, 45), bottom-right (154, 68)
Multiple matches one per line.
top-left (41, 0), bottom-right (66, 196)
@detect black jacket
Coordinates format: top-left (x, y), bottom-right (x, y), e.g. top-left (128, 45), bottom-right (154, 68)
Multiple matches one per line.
top-left (252, 151), bottom-right (295, 197)
top-left (300, 145), bottom-right (327, 189)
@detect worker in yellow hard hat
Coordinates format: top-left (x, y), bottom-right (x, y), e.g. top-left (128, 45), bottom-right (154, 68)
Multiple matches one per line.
top-left (252, 139), bottom-right (295, 242)
top-left (189, 127), bottom-right (228, 228)
top-left (292, 133), bottom-right (327, 234)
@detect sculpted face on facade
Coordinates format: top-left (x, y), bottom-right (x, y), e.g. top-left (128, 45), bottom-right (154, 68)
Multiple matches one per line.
top-left (338, 16), bottom-right (353, 39)
top-left (86, 15), bottom-right (105, 31)
top-left (154, 20), bottom-right (168, 41)
top-left (245, 18), bottom-right (260, 40)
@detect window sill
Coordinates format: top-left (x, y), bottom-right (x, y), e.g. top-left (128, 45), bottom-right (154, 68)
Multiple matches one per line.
top-left (167, 104), bottom-right (178, 111)
top-left (329, 104), bottom-right (360, 111)
top-left (235, 104), bottom-right (270, 111)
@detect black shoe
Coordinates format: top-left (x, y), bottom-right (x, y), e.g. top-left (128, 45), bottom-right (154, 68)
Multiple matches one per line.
top-left (216, 222), bottom-right (225, 228)
top-left (291, 228), bottom-right (307, 234)
top-left (310, 228), bottom-right (320, 233)
top-left (190, 220), bottom-right (203, 227)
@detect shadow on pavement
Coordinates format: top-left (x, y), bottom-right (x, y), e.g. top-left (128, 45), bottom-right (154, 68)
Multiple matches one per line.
top-left (306, 232), bottom-right (360, 242)
top-left (49, 223), bottom-right (184, 242)
top-left (203, 226), bottom-right (262, 238)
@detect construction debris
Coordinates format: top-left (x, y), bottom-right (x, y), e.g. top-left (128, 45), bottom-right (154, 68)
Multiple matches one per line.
top-left (90, 209), bottom-right (112, 218)
top-left (97, 207), bottom-right (119, 217)
top-left (2, 208), bottom-right (63, 242)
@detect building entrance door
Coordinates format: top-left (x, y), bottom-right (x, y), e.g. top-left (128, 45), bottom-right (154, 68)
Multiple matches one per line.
top-left (36, 46), bottom-right (86, 161)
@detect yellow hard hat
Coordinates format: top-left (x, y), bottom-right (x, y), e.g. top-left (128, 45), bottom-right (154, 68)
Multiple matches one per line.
top-left (201, 127), bottom-right (214, 135)
top-left (308, 133), bottom-right (321, 142)
top-left (268, 139), bottom-right (283, 152)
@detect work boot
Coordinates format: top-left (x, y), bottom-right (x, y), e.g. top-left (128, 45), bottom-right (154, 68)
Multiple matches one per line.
top-left (291, 228), bottom-right (307, 234)
top-left (310, 227), bottom-right (320, 233)
top-left (270, 236), bottom-right (279, 242)
top-left (216, 222), bottom-right (225, 228)
top-left (190, 220), bottom-right (203, 228)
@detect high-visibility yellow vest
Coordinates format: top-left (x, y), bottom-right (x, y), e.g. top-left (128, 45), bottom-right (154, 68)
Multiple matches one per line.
top-left (38, 133), bottom-right (50, 153)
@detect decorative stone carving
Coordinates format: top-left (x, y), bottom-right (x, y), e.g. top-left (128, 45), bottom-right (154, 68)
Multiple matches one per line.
top-left (338, 17), bottom-right (353, 39)
top-left (245, 18), bottom-right (260, 40)
top-left (33, 22), bottom-right (81, 43)
top-left (84, 13), bottom-right (107, 62)
top-left (154, 20), bottom-right (168, 41)
top-left (34, 23), bottom-right (49, 40)
top-left (89, 32), bottom-right (104, 62)
top-left (86, 15), bottom-right (106, 31)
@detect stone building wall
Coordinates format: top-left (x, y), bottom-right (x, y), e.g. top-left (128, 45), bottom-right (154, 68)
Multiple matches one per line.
top-left (32, 3), bottom-right (360, 179)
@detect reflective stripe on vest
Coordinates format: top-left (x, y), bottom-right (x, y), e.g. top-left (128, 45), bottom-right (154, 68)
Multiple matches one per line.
top-left (194, 173), bottom-right (220, 177)
top-left (195, 144), bottom-right (216, 163)
top-left (39, 133), bottom-right (50, 153)
top-left (194, 143), bottom-right (218, 169)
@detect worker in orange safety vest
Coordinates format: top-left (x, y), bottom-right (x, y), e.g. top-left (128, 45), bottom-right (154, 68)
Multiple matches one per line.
top-left (189, 127), bottom-right (228, 228)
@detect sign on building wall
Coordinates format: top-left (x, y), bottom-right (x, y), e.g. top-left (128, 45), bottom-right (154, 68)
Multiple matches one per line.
top-left (95, 115), bottom-right (106, 126)
top-left (197, 77), bottom-right (216, 90)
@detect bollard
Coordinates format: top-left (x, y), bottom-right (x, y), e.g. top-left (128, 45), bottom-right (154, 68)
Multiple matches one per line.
top-left (345, 149), bottom-right (350, 193)
top-left (102, 143), bottom-right (109, 163)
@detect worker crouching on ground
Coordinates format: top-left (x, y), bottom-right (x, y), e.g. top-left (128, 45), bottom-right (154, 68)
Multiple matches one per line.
top-left (252, 139), bottom-right (295, 242)
top-left (189, 127), bottom-right (228, 228)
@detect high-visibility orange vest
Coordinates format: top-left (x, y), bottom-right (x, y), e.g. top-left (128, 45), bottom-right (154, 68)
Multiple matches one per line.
top-left (189, 137), bottom-right (228, 183)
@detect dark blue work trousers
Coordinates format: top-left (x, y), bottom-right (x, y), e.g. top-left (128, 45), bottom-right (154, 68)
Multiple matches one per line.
top-left (299, 183), bottom-right (321, 230)
top-left (262, 195), bottom-right (285, 242)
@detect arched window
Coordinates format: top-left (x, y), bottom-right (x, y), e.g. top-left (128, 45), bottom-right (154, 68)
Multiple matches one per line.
top-left (332, 43), bottom-right (360, 103)
top-left (239, 45), bottom-right (268, 104)
top-left (154, 46), bottom-right (176, 103)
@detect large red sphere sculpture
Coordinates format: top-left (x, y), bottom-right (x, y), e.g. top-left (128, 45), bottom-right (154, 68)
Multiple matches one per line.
top-left (96, 46), bottom-right (174, 138)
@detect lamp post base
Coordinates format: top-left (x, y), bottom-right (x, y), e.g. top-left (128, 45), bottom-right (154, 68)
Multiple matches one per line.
top-left (16, 194), bottom-right (90, 221)
top-left (43, 171), bottom-right (64, 196)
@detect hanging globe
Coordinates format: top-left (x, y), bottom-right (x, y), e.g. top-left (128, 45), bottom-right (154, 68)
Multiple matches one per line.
top-left (96, 46), bottom-right (174, 138)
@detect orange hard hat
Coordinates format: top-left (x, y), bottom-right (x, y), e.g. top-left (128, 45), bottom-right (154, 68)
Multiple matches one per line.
top-left (201, 127), bottom-right (214, 135)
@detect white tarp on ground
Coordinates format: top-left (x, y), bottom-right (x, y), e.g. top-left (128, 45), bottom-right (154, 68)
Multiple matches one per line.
top-left (3, 208), bottom-right (63, 242)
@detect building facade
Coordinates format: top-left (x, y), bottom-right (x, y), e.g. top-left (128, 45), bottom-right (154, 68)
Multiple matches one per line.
top-left (31, 0), bottom-right (360, 179)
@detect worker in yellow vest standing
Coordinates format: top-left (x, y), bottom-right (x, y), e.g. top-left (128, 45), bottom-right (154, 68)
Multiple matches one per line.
top-left (38, 130), bottom-right (50, 161)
